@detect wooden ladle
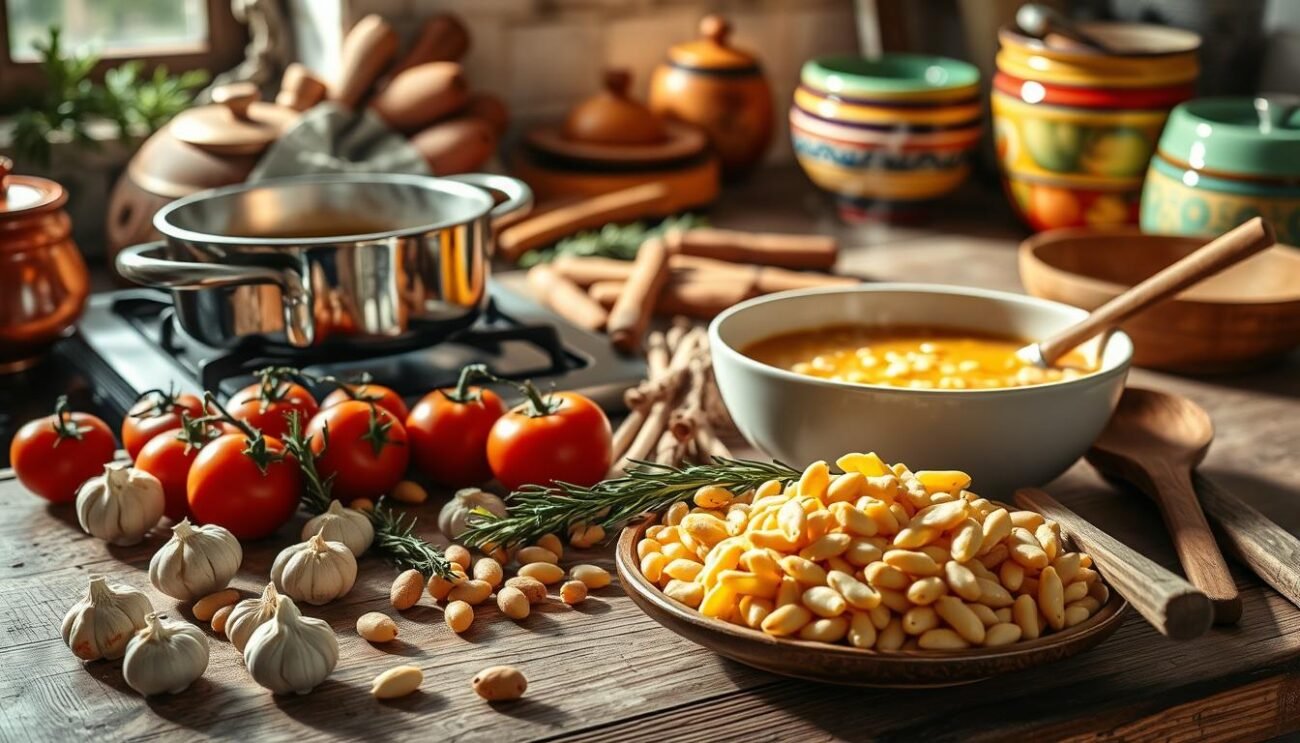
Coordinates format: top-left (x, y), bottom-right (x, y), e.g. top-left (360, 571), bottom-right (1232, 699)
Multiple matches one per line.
top-left (1085, 388), bottom-right (1242, 624)
top-left (1017, 217), bottom-right (1275, 368)
top-left (1090, 387), bottom-right (1300, 614)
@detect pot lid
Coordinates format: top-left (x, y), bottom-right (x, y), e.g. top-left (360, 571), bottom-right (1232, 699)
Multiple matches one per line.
top-left (1157, 97), bottom-right (1300, 180)
top-left (561, 70), bottom-right (667, 146)
top-left (668, 15), bottom-right (759, 72)
top-left (127, 122), bottom-right (261, 199)
top-left (169, 82), bottom-right (296, 156)
top-left (0, 156), bottom-right (66, 217)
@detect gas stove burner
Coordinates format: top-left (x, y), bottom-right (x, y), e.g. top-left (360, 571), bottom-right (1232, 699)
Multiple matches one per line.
top-left (65, 279), bottom-right (645, 416)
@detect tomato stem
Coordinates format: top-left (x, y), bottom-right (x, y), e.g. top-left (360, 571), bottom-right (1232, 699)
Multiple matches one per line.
top-left (446, 363), bottom-right (557, 416)
top-left (252, 366), bottom-right (312, 413)
top-left (202, 391), bottom-right (284, 474)
top-left (49, 395), bottom-right (91, 446)
top-left (359, 403), bottom-right (403, 456)
top-left (443, 363), bottom-right (490, 404)
top-left (128, 385), bottom-right (183, 420)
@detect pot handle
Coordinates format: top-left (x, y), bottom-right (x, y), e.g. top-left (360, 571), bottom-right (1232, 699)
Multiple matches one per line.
top-left (115, 241), bottom-right (315, 348)
top-left (443, 173), bottom-right (533, 224)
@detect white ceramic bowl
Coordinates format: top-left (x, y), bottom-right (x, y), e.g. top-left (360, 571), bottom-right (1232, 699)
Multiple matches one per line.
top-left (709, 284), bottom-right (1133, 496)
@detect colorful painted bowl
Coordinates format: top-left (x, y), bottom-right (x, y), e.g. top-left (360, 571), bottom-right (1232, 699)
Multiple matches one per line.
top-left (992, 23), bottom-right (1199, 231)
top-left (792, 54), bottom-right (982, 222)
top-left (1141, 98), bottom-right (1300, 245)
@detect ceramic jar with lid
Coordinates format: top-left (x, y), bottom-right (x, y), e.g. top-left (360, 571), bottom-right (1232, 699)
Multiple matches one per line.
top-left (0, 157), bottom-right (89, 372)
top-left (512, 69), bottom-right (719, 212)
top-left (106, 82), bottom-right (297, 263)
top-left (992, 22), bottom-right (1199, 232)
top-left (649, 15), bottom-right (774, 178)
top-left (1141, 98), bottom-right (1300, 245)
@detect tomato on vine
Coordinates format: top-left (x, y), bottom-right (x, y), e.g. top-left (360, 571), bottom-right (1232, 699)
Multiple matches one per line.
top-left (122, 387), bottom-right (204, 460)
top-left (188, 393), bottom-right (302, 540)
top-left (134, 413), bottom-right (222, 521)
top-left (486, 382), bottom-right (612, 491)
top-left (321, 377), bottom-right (409, 421)
top-left (406, 365), bottom-right (507, 487)
top-left (306, 400), bottom-right (409, 503)
top-left (10, 396), bottom-right (117, 503)
top-left (225, 366), bottom-right (319, 439)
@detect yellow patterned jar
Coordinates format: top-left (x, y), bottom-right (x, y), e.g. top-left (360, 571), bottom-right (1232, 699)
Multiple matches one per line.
top-left (992, 23), bottom-right (1199, 231)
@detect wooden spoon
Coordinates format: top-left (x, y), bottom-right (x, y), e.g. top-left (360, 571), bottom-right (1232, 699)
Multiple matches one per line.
top-left (1085, 388), bottom-right (1242, 624)
top-left (1015, 488), bottom-right (1212, 640)
top-left (1017, 217), bottom-right (1275, 367)
top-left (1089, 388), bottom-right (1300, 612)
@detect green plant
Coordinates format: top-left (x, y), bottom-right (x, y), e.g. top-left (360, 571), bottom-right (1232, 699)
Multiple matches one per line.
top-left (9, 26), bottom-right (208, 166)
top-left (516, 213), bottom-right (708, 267)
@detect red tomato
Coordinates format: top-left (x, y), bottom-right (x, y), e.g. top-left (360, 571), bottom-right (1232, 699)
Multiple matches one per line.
top-left (226, 375), bottom-right (318, 440)
top-left (134, 417), bottom-right (221, 521)
top-left (187, 432), bottom-right (301, 540)
top-left (321, 382), bottom-right (409, 421)
top-left (9, 397), bottom-right (117, 503)
top-left (306, 401), bottom-right (409, 502)
top-left (122, 389), bottom-right (204, 460)
top-left (486, 390), bottom-right (612, 491)
top-left (406, 386), bottom-right (506, 487)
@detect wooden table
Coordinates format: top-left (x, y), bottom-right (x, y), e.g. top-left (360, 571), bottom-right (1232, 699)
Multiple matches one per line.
top-left (4, 172), bottom-right (1300, 741)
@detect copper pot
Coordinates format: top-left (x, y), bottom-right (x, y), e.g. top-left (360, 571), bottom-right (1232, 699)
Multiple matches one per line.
top-left (0, 157), bottom-right (89, 372)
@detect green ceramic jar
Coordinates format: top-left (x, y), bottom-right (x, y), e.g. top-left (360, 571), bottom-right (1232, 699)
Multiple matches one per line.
top-left (1141, 98), bottom-right (1300, 245)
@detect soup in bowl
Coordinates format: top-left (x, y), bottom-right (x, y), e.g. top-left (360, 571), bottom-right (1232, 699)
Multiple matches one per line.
top-left (708, 284), bottom-right (1132, 496)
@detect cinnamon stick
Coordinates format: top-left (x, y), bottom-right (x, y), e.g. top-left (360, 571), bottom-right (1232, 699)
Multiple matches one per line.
top-left (607, 237), bottom-right (671, 354)
top-left (614, 330), bottom-right (702, 472)
top-left (669, 359), bottom-right (708, 442)
top-left (589, 276), bottom-right (749, 320)
top-left (497, 183), bottom-right (672, 261)
top-left (526, 265), bottom-right (608, 331)
top-left (610, 331), bottom-right (669, 463)
top-left (671, 228), bottom-right (838, 270)
top-left (552, 255), bottom-right (636, 287)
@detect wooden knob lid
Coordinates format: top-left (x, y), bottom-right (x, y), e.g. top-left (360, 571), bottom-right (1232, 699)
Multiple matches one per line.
top-left (668, 14), bottom-right (760, 71)
top-left (170, 82), bottom-right (295, 156)
top-left (560, 68), bottom-right (666, 146)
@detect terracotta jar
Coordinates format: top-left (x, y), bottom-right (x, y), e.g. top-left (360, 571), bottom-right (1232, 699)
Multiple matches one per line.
top-left (0, 157), bottom-right (89, 372)
top-left (649, 15), bottom-right (774, 178)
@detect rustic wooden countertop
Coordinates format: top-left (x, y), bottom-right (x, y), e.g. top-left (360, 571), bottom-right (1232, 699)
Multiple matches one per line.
top-left (3, 171), bottom-right (1300, 742)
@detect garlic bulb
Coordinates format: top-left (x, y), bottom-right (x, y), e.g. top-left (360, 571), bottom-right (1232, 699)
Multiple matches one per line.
top-left (437, 487), bottom-right (507, 539)
top-left (61, 575), bottom-right (152, 661)
top-left (300, 500), bottom-right (374, 556)
top-left (244, 595), bottom-right (339, 695)
top-left (122, 613), bottom-right (209, 696)
top-left (76, 463), bottom-right (165, 546)
top-left (271, 532), bottom-right (357, 605)
top-left (226, 582), bottom-right (281, 653)
top-left (149, 518), bottom-right (243, 600)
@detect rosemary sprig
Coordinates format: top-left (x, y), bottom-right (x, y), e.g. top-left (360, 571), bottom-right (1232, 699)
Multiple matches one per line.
top-left (460, 457), bottom-right (800, 549)
top-left (516, 213), bottom-right (707, 267)
top-left (282, 410), bottom-right (453, 579)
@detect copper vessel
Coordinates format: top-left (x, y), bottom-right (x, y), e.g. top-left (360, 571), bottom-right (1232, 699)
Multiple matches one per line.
top-left (0, 157), bottom-right (89, 372)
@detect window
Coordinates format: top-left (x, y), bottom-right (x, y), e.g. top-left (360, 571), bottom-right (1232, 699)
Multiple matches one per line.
top-left (0, 0), bottom-right (245, 106)
top-left (6, 0), bottom-right (209, 61)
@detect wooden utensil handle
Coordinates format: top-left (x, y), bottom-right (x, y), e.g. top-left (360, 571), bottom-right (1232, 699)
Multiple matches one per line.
top-left (1195, 472), bottom-right (1300, 611)
top-left (497, 183), bottom-right (672, 261)
top-left (1036, 217), bottom-right (1275, 365)
top-left (1015, 488), bottom-right (1213, 640)
top-left (1147, 465), bottom-right (1242, 624)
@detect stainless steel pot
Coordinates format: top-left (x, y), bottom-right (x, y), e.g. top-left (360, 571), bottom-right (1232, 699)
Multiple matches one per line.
top-left (115, 172), bottom-right (531, 349)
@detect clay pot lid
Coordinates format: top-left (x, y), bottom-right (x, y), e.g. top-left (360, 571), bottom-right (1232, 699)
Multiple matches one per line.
top-left (0, 156), bottom-right (66, 217)
top-left (169, 82), bottom-right (296, 156)
top-left (668, 16), bottom-right (759, 72)
top-left (127, 123), bottom-right (261, 199)
top-left (526, 70), bottom-right (707, 165)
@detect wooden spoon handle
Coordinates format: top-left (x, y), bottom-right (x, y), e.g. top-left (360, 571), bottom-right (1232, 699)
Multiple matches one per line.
top-left (1147, 466), bottom-right (1242, 624)
top-left (1036, 217), bottom-right (1275, 365)
top-left (1015, 488), bottom-right (1213, 640)
top-left (1195, 472), bottom-right (1300, 611)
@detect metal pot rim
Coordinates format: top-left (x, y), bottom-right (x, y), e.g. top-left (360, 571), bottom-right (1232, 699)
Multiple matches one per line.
top-left (152, 172), bottom-right (496, 247)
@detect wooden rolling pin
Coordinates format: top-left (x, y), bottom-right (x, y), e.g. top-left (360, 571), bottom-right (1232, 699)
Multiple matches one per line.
top-left (497, 183), bottom-right (672, 261)
top-left (1015, 488), bottom-right (1214, 641)
top-left (669, 228), bottom-right (838, 270)
top-left (607, 237), bottom-right (671, 353)
top-left (1195, 472), bottom-right (1300, 611)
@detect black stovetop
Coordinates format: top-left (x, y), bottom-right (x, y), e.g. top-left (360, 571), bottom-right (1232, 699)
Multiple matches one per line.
top-left (0, 280), bottom-right (645, 468)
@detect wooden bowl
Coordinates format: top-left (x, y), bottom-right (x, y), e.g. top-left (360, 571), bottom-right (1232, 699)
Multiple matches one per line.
top-left (1020, 228), bottom-right (1300, 372)
top-left (616, 521), bottom-right (1128, 687)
